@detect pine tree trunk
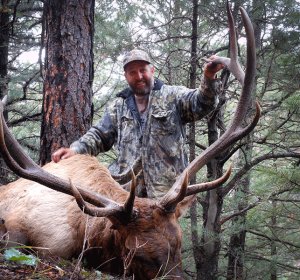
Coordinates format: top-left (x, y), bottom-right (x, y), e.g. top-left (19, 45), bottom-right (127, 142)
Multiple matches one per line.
top-left (197, 119), bottom-right (223, 280)
top-left (40, 0), bottom-right (95, 165)
top-left (0, 0), bottom-right (10, 185)
top-left (188, 1), bottom-right (202, 276)
top-left (226, 165), bottom-right (250, 280)
top-left (270, 200), bottom-right (277, 280)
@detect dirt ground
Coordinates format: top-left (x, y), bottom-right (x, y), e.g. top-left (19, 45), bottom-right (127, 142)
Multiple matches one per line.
top-left (0, 252), bottom-right (124, 280)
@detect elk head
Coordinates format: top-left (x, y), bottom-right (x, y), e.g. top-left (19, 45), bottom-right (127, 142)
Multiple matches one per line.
top-left (0, 3), bottom-right (260, 279)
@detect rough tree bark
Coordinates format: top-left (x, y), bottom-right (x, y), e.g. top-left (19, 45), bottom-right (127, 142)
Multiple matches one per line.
top-left (270, 199), bottom-right (278, 280)
top-left (188, 0), bottom-right (201, 278)
top-left (226, 141), bottom-right (252, 280)
top-left (40, 0), bottom-right (95, 165)
top-left (198, 129), bottom-right (224, 279)
top-left (0, 0), bottom-right (10, 184)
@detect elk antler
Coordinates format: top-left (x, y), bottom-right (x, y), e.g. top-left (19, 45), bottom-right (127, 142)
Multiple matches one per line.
top-left (69, 172), bottom-right (137, 222)
top-left (160, 3), bottom-right (261, 211)
top-left (0, 100), bottom-right (136, 223)
top-left (111, 157), bottom-right (142, 184)
top-left (202, 2), bottom-right (245, 84)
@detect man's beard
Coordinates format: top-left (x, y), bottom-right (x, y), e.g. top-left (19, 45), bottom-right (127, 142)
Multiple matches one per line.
top-left (129, 77), bottom-right (154, 96)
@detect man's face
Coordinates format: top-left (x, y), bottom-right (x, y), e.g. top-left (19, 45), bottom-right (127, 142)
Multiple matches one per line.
top-left (124, 61), bottom-right (155, 96)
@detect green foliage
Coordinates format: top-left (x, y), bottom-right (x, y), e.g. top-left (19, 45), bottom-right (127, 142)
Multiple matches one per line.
top-left (3, 248), bottom-right (38, 266)
top-left (283, 93), bottom-right (300, 111)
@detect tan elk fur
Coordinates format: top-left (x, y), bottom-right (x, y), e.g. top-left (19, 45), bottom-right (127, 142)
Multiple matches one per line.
top-left (0, 154), bottom-right (186, 278)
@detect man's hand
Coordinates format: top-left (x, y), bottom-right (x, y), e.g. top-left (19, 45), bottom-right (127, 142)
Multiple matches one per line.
top-left (51, 148), bottom-right (76, 163)
top-left (203, 55), bottom-right (224, 80)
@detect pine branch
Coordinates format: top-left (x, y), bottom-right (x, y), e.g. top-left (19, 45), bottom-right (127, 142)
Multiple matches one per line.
top-left (222, 152), bottom-right (300, 197)
top-left (220, 198), bottom-right (260, 225)
top-left (246, 253), bottom-right (300, 271)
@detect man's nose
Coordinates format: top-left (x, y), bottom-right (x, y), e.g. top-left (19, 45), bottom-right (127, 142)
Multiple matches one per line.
top-left (136, 71), bottom-right (143, 80)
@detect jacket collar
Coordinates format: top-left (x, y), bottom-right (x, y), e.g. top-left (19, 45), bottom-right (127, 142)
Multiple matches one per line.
top-left (117, 78), bottom-right (164, 99)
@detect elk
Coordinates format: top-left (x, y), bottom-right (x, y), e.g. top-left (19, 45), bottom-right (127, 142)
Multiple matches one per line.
top-left (0, 4), bottom-right (260, 279)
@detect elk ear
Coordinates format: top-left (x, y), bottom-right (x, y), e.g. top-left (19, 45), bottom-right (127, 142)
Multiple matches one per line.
top-left (125, 234), bottom-right (148, 251)
top-left (125, 235), bottom-right (138, 250)
top-left (175, 195), bottom-right (196, 218)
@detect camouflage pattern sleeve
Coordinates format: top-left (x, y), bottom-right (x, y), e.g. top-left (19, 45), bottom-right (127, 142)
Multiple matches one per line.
top-left (199, 76), bottom-right (222, 105)
top-left (70, 103), bottom-right (118, 156)
top-left (177, 76), bottom-right (222, 123)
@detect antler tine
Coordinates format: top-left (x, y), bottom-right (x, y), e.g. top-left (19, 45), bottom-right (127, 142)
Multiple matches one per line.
top-left (69, 179), bottom-right (120, 217)
top-left (70, 172), bottom-right (137, 222)
top-left (160, 4), bottom-right (260, 210)
top-left (111, 157), bottom-right (142, 184)
top-left (159, 172), bottom-right (188, 211)
top-left (185, 165), bottom-right (232, 196)
top-left (0, 98), bottom-right (125, 217)
top-left (123, 171), bottom-right (137, 216)
top-left (226, 1), bottom-right (245, 84)
top-left (203, 1), bottom-right (244, 84)
top-left (2, 96), bottom-right (7, 106)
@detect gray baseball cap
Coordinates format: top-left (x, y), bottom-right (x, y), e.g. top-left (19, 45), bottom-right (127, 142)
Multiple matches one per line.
top-left (123, 49), bottom-right (151, 69)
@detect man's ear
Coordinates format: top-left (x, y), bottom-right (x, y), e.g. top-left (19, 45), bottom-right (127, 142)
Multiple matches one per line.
top-left (150, 64), bottom-right (155, 74)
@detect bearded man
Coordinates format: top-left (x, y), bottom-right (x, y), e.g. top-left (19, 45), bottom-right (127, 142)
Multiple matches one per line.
top-left (52, 49), bottom-right (223, 198)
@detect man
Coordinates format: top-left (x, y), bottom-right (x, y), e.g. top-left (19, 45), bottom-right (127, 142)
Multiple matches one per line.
top-left (52, 49), bottom-right (223, 198)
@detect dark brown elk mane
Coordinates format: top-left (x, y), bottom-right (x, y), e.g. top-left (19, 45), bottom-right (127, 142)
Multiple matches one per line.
top-left (0, 3), bottom-right (260, 279)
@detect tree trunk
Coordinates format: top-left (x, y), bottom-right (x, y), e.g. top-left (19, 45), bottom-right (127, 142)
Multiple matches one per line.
top-left (40, 0), bottom-right (95, 165)
top-left (198, 120), bottom-right (223, 280)
top-left (0, 0), bottom-right (10, 185)
top-left (270, 200), bottom-right (277, 280)
top-left (195, 31), bottom-right (231, 280)
top-left (226, 150), bottom-right (251, 280)
top-left (188, 0), bottom-right (202, 276)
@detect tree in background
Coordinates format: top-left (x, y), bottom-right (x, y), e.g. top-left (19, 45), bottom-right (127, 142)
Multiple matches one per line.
top-left (0, 0), bottom-right (43, 184)
top-left (40, 0), bottom-right (95, 165)
top-left (0, 0), bottom-right (10, 184)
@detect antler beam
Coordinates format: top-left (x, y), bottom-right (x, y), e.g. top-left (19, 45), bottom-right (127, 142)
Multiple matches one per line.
top-left (0, 99), bottom-right (136, 221)
top-left (160, 3), bottom-right (261, 210)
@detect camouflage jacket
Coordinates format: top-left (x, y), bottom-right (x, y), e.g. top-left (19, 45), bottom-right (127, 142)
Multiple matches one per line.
top-left (70, 78), bottom-right (221, 198)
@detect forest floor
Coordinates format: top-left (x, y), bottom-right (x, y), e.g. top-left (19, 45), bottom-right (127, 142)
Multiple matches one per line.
top-left (0, 252), bottom-right (126, 280)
